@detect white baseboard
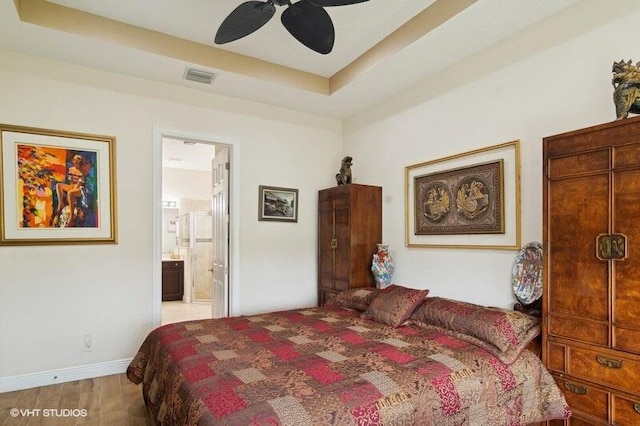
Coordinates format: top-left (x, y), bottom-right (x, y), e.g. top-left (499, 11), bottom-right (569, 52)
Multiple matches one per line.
top-left (0, 358), bottom-right (133, 393)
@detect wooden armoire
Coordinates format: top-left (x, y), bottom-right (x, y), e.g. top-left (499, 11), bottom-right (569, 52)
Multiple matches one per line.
top-left (318, 184), bottom-right (382, 306)
top-left (543, 117), bottom-right (640, 425)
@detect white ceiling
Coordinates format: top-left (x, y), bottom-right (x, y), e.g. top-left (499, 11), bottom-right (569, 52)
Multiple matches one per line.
top-left (49, 0), bottom-right (433, 78)
top-left (0, 0), bottom-right (589, 120)
top-left (162, 138), bottom-right (216, 172)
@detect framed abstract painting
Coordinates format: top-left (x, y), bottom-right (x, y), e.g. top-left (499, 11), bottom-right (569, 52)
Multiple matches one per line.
top-left (0, 124), bottom-right (117, 245)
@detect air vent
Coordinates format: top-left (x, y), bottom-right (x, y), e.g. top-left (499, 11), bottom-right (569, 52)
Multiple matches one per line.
top-left (184, 67), bottom-right (216, 85)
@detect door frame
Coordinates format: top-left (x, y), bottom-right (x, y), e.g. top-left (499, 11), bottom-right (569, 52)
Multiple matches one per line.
top-left (152, 127), bottom-right (241, 328)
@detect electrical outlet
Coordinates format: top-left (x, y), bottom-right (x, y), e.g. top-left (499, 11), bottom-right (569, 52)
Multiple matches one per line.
top-left (83, 334), bottom-right (93, 352)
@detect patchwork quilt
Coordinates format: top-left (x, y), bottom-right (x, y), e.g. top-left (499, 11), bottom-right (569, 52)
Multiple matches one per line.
top-left (127, 305), bottom-right (570, 425)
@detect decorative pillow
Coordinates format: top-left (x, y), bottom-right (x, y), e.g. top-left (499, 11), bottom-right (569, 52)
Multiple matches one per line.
top-left (326, 288), bottom-right (381, 312)
top-left (460, 323), bottom-right (540, 364)
top-left (410, 318), bottom-right (540, 364)
top-left (409, 297), bottom-right (541, 358)
top-left (361, 284), bottom-right (429, 327)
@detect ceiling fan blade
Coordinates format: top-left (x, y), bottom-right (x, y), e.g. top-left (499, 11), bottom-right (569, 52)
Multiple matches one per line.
top-left (215, 1), bottom-right (276, 44)
top-left (281, 1), bottom-right (335, 54)
top-left (308, 0), bottom-right (368, 6)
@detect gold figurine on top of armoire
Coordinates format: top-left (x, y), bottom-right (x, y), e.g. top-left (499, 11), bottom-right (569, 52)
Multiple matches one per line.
top-left (612, 59), bottom-right (640, 119)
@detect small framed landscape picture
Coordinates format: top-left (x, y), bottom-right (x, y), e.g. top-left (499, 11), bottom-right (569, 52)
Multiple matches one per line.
top-left (258, 185), bottom-right (298, 222)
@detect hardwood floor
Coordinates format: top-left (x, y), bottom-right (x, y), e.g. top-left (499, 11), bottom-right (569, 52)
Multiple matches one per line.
top-left (0, 373), bottom-right (148, 425)
top-left (0, 303), bottom-right (210, 425)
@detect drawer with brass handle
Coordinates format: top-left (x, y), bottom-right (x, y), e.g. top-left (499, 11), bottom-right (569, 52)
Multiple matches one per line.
top-left (553, 376), bottom-right (608, 422)
top-left (567, 346), bottom-right (640, 395)
top-left (613, 395), bottom-right (640, 425)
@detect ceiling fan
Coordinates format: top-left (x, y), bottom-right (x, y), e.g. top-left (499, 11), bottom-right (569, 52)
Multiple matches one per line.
top-left (214, 0), bottom-right (369, 55)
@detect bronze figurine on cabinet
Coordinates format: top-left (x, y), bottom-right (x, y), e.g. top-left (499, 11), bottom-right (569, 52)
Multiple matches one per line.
top-left (612, 59), bottom-right (640, 119)
top-left (336, 156), bottom-right (353, 186)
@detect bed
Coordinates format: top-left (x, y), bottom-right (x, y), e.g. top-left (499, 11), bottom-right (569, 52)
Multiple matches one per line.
top-left (127, 285), bottom-right (570, 425)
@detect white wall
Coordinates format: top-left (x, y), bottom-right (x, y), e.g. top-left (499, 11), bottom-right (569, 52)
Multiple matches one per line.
top-left (343, 6), bottom-right (640, 308)
top-left (0, 51), bottom-right (342, 387)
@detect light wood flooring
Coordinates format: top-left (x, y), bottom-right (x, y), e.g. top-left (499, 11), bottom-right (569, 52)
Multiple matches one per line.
top-left (0, 303), bottom-right (210, 425)
top-left (0, 373), bottom-right (147, 426)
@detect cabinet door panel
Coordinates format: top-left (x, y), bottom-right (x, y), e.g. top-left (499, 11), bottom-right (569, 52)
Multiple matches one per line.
top-left (162, 262), bottom-right (184, 301)
top-left (547, 174), bottom-right (609, 322)
top-left (613, 169), bottom-right (640, 330)
top-left (318, 202), bottom-right (335, 289)
top-left (333, 204), bottom-right (350, 281)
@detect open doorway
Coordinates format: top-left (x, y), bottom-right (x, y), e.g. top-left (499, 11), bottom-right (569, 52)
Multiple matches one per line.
top-left (153, 130), bottom-right (233, 327)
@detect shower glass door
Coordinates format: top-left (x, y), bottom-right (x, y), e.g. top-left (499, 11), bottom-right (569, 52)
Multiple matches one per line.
top-left (192, 212), bottom-right (213, 302)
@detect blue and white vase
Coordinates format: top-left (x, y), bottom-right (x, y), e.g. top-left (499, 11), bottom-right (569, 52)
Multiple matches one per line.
top-left (371, 244), bottom-right (394, 289)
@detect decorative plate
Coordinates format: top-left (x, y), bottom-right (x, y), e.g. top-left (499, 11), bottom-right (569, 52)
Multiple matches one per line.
top-left (511, 242), bottom-right (543, 305)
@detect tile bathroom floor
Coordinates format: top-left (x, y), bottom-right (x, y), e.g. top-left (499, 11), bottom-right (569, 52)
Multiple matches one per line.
top-left (161, 301), bottom-right (211, 325)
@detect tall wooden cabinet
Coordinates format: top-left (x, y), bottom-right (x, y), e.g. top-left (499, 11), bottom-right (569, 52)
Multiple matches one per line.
top-left (318, 184), bottom-right (382, 305)
top-left (543, 117), bottom-right (640, 425)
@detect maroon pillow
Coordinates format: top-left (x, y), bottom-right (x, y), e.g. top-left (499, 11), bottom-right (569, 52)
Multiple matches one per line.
top-left (361, 284), bottom-right (429, 327)
top-left (328, 288), bottom-right (381, 312)
top-left (409, 297), bottom-right (540, 362)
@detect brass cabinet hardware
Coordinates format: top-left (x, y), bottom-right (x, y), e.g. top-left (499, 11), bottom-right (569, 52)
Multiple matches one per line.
top-left (634, 402), bottom-right (640, 414)
top-left (596, 233), bottom-right (627, 260)
top-left (330, 238), bottom-right (337, 250)
top-left (596, 355), bottom-right (623, 369)
top-left (564, 382), bottom-right (588, 395)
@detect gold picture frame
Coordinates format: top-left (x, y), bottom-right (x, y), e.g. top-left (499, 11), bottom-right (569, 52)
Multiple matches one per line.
top-left (405, 140), bottom-right (521, 249)
top-left (0, 124), bottom-right (117, 245)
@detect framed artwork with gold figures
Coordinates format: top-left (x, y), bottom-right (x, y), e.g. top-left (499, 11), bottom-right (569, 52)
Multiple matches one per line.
top-left (413, 159), bottom-right (504, 235)
top-left (405, 140), bottom-right (521, 250)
